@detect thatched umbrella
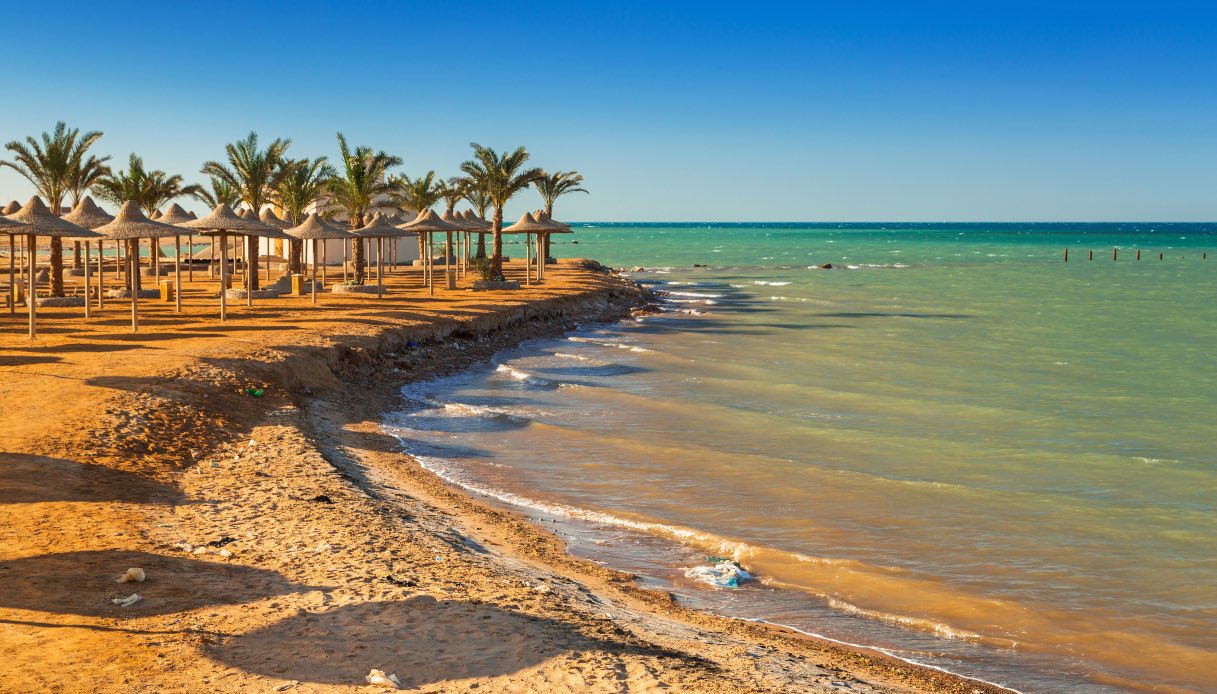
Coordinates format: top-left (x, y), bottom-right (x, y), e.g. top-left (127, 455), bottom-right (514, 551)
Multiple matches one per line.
top-left (352, 213), bottom-right (412, 298)
top-left (6, 197), bottom-right (101, 338)
top-left (1, 201), bottom-right (20, 215)
top-left (531, 211), bottom-right (573, 281)
top-left (461, 210), bottom-right (492, 264)
top-left (0, 215), bottom-right (30, 318)
top-left (179, 204), bottom-right (280, 320)
top-left (258, 209), bottom-right (293, 281)
top-left (437, 210), bottom-right (475, 283)
top-left (149, 203), bottom-right (195, 310)
top-left (62, 196), bottom-right (114, 316)
top-left (399, 209), bottom-right (458, 295)
top-left (94, 202), bottom-right (185, 331)
top-left (503, 212), bottom-right (551, 286)
top-left (285, 213), bottom-right (356, 304)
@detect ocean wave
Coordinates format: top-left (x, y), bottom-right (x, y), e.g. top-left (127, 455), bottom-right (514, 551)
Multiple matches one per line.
top-left (494, 364), bottom-right (560, 389)
top-left (567, 336), bottom-right (653, 352)
top-left (753, 280), bottom-right (792, 286)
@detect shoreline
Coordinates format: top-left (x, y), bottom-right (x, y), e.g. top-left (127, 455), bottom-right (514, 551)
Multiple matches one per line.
top-left (0, 261), bottom-right (1011, 692)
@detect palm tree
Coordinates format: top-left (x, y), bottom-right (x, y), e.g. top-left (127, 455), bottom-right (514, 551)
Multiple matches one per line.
top-left (533, 170), bottom-right (587, 261)
top-left (93, 154), bottom-right (200, 215)
top-left (391, 171), bottom-right (441, 260)
top-left (275, 157), bottom-right (335, 273)
top-left (66, 150), bottom-right (112, 268)
top-left (459, 144), bottom-right (543, 276)
top-left (325, 133), bottom-right (401, 284)
top-left (192, 176), bottom-right (241, 209)
top-left (437, 177), bottom-right (467, 214)
top-left (1, 121), bottom-right (106, 296)
top-left (461, 180), bottom-right (493, 258)
top-left (93, 154), bottom-right (200, 291)
top-left (201, 132), bottom-right (291, 290)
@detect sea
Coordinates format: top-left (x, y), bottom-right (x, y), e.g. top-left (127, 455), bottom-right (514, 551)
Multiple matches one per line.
top-left (382, 223), bottom-right (1217, 693)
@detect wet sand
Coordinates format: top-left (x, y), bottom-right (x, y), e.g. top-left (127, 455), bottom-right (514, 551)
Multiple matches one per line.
top-left (0, 259), bottom-right (1010, 692)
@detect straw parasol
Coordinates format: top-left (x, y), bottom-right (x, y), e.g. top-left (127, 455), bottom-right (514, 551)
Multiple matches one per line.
top-left (0, 214), bottom-right (30, 319)
top-left (439, 210), bottom-right (480, 285)
top-left (62, 196), bottom-right (114, 316)
top-left (531, 211), bottom-right (572, 280)
top-left (399, 209), bottom-right (458, 294)
top-left (1, 201), bottom-right (20, 215)
top-left (94, 202), bottom-right (186, 331)
top-left (284, 213), bottom-right (357, 304)
top-left (153, 203), bottom-right (197, 305)
top-left (502, 212), bottom-right (551, 286)
top-left (158, 203), bottom-right (193, 225)
top-left (352, 212), bottom-right (413, 298)
top-left (6, 197), bottom-right (102, 338)
top-left (180, 204), bottom-right (283, 319)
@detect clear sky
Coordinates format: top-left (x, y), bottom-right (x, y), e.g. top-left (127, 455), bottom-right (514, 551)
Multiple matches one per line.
top-left (2, 1), bottom-right (1214, 221)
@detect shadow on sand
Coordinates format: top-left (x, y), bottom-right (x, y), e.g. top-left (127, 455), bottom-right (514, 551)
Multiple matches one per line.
top-left (0, 549), bottom-right (326, 618)
top-left (207, 595), bottom-right (674, 687)
top-left (0, 453), bottom-right (185, 505)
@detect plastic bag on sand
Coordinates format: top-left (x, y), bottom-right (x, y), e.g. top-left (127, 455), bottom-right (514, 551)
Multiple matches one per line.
top-left (111, 594), bottom-right (141, 607)
top-left (365, 669), bottom-right (401, 689)
top-left (116, 567), bottom-right (145, 583)
top-left (685, 559), bottom-right (753, 589)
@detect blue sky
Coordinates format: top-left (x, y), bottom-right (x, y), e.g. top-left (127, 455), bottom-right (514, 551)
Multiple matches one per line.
top-left (2, 1), bottom-right (1214, 221)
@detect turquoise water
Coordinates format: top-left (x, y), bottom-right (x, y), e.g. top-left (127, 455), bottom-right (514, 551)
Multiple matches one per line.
top-left (388, 223), bottom-right (1217, 692)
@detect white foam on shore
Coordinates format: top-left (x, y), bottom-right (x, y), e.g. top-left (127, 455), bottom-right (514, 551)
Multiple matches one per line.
top-left (753, 280), bottom-right (792, 286)
top-left (666, 291), bottom-right (723, 299)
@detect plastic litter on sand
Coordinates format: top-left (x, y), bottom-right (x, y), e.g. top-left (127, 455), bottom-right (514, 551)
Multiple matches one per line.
top-left (365, 669), bottom-right (402, 689)
top-left (116, 567), bottom-right (145, 583)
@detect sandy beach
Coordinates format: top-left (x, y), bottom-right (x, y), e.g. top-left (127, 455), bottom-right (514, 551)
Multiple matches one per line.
top-left (0, 260), bottom-right (1008, 693)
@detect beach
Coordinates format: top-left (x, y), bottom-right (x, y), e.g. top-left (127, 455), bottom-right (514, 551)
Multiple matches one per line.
top-left (0, 260), bottom-right (999, 693)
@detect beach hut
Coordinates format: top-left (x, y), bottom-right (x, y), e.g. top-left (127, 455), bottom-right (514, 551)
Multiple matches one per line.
top-left (149, 203), bottom-right (195, 310)
top-left (284, 213), bottom-right (356, 304)
top-left (398, 209), bottom-right (458, 295)
top-left (352, 213), bottom-right (413, 298)
top-left (6, 197), bottom-right (101, 339)
top-left (502, 212), bottom-right (551, 286)
top-left (179, 204), bottom-right (280, 321)
top-left (62, 196), bottom-right (114, 315)
top-left (94, 202), bottom-right (186, 331)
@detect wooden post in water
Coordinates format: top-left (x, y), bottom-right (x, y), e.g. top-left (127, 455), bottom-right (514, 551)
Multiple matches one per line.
top-left (1137, 250), bottom-right (1141, 260)
top-left (1063, 248), bottom-right (1068, 262)
top-left (1088, 250), bottom-right (1093, 261)
top-left (1113, 248), bottom-right (1118, 261)
top-left (1159, 253), bottom-right (1164, 260)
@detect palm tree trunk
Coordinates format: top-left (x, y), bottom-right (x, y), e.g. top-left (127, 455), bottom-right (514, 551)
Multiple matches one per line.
top-left (542, 203), bottom-right (554, 262)
top-left (476, 233), bottom-right (486, 259)
top-left (351, 213), bottom-right (365, 284)
top-left (491, 206), bottom-right (504, 276)
top-left (73, 242), bottom-right (82, 269)
top-left (289, 239), bottom-right (303, 275)
top-left (50, 237), bottom-right (64, 297)
top-left (247, 235), bottom-right (260, 290)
